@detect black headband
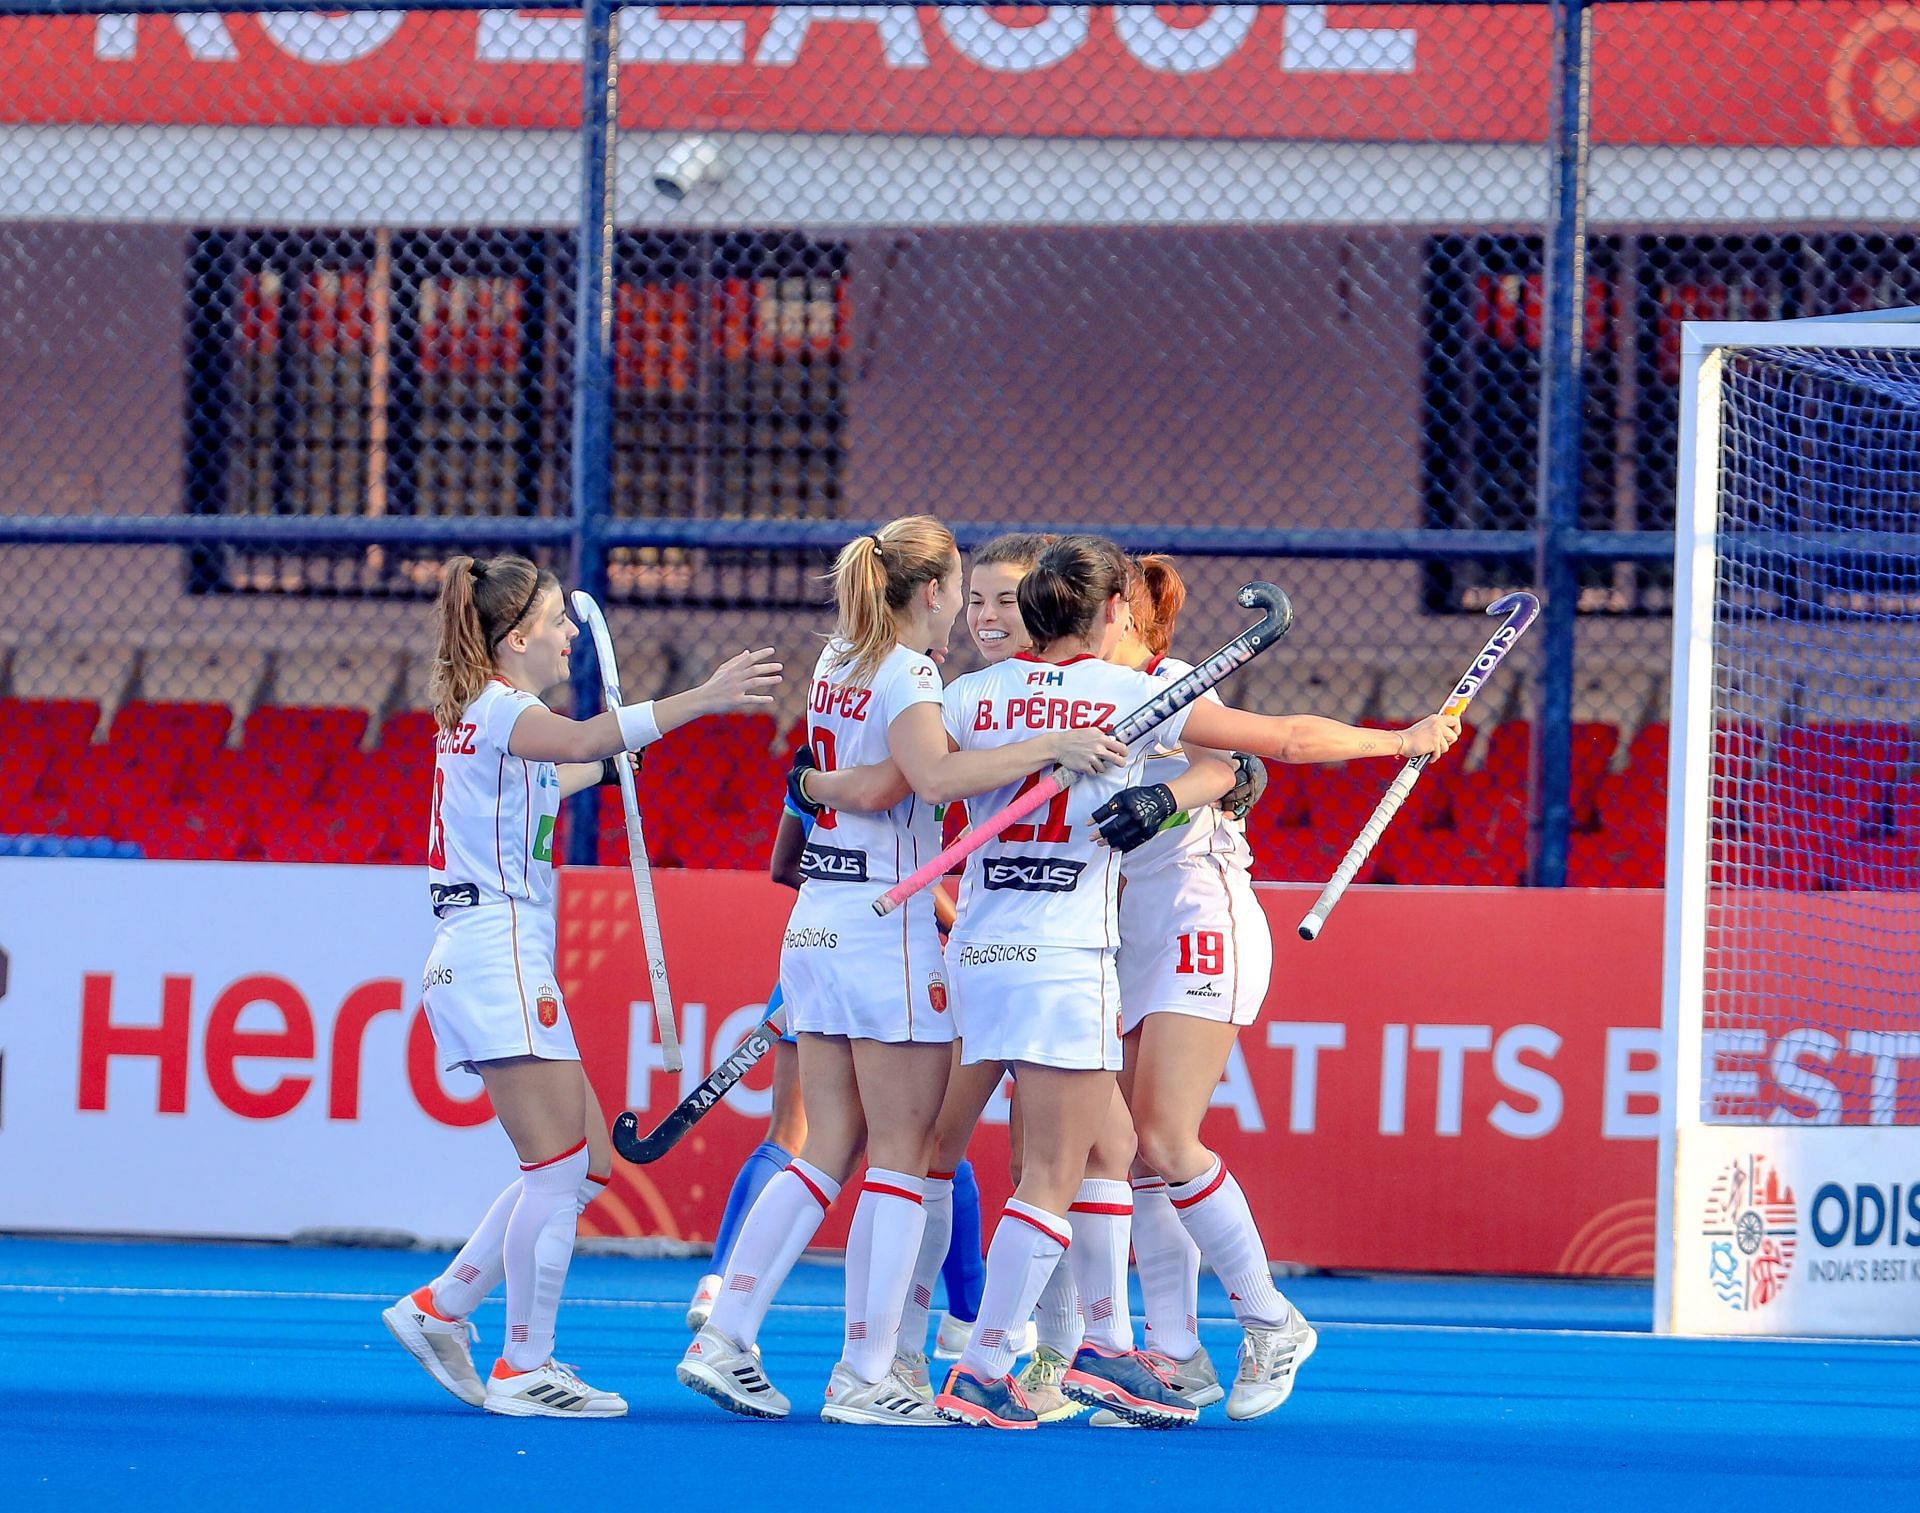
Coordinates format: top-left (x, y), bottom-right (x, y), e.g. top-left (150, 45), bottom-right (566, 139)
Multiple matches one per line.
top-left (493, 574), bottom-right (543, 648)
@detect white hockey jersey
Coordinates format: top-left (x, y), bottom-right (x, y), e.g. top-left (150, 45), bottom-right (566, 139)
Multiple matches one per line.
top-left (426, 678), bottom-right (560, 916)
top-left (941, 653), bottom-right (1190, 949)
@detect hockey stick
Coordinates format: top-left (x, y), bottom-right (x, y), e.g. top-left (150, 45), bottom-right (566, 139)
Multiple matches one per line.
top-left (611, 1005), bottom-right (785, 1164)
top-left (571, 590), bottom-right (682, 1074)
top-left (872, 581), bottom-right (1294, 918)
top-left (1296, 590), bottom-right (1541, 943)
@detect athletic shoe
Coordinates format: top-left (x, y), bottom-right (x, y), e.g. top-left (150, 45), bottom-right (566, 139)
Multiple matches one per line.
top-left (677, 1324), bottom-right (790, 1419)
top-left (1089, 1346), bottom-right (1223, 1426)
top-left (933, 1312), bottom-right (1036, 1361)
top-left (483, 1358), bottom-right (627, 1418)
top-left (1226, 1312), bottom-right (1318, 1421)
top-left (686, 1273), bottom-right (722, 1331)
top-left (1013, 1345), bottom-right (1088, 1423)
top-left (933, 1366), bottom-right (1039, 1430)
top-left (894, 1349), bottom-right (933, 1400)
top-left (1061, 1344), bottom-right (1199, 1428)
top-left (821, 1361), bottom-right (951, 1427)
top-left (380, 1287), bottom-right (485, 1407)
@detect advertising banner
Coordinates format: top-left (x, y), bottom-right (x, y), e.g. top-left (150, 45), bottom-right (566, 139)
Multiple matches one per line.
top-left (0, 857), bottom-right (1666, 1274)
top-left (1669, 1123), bottom-right (1920, 1335)
top-left (1, 5), bottom-right (1915, 148)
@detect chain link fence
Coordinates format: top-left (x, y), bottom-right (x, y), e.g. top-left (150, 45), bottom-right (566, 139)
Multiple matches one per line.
top-left (3, 1), bottom-right (1919, 884)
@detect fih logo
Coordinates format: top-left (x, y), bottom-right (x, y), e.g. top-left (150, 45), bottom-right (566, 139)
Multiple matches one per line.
top-left (1702, 1154), bottom-right (1798, 1310)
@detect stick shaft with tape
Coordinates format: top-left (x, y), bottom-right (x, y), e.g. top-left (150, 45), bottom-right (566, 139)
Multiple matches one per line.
top-left (571, 590), bottom-right (682, 1073)
top-left (1297, 591), bottom-right (1541, 943)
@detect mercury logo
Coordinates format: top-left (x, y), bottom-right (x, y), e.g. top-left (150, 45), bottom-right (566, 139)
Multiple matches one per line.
top-left (1702, 1154), bottom-right (1798, 1310)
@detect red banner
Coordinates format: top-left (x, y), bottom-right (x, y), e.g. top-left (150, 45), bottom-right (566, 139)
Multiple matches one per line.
top-left (4, 5), bottom-right (1918, 147)
top-left (558, 870), bottom-right (1664, 1276)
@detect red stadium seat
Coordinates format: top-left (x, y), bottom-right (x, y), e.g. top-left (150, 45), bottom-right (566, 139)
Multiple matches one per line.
top-left (380, 709), bottom-right (440, 758)
top-left (1770, 722), bottom-right (1911, 828)
top-left (253, 798), bottom-right (392, 865)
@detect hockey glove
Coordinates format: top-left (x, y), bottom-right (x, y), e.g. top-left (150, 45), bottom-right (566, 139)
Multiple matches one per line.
top-left (786, 743), bottom-right (824, 817)
top-left (1091, 783), bottom-right (1178, 854)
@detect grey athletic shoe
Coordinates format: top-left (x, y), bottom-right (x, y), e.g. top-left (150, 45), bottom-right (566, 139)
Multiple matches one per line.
top-left (1089, 1344), bottom-right (1224, 1426)
top-left (677, 1324), bottom-right (790, 1419)
top-left (821, 1361), bottom-right (951, 1426)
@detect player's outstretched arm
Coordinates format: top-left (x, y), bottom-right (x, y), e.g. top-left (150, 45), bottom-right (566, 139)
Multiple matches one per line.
top-left (506, 648), bottom-right (782, 764)
top-left (791, 743), bottom-right (913, 817)
top-left (1181, 704), bottom-right (1460, 766)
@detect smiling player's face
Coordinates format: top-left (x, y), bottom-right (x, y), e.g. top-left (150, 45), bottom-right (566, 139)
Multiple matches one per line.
top-left (506, 587), bottom-right (577, 689)
top-left (967, 562), bottom-right (1031, 664)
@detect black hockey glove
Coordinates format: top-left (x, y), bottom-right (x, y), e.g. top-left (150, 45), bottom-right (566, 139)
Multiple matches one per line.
top-left (786, 743), bottom-right (824, 817)
top-left (598, 750), bottom-right (643, 787)
top-left (1091, 783), bottom-right (1178, 854)
top-left (1222, 752), bottom-right (1268, 821)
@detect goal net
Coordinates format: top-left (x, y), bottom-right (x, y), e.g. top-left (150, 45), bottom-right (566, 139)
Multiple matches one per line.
top-left (1660, 312), bottom-right (1920, 1336)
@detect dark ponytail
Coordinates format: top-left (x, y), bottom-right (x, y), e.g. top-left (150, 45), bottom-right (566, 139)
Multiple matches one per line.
top-left (1017, 535), bottom-right (1134, 651)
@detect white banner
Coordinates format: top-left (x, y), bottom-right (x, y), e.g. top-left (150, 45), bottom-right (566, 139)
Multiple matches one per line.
top-left (1669, 1123), bottom-right (1920, 1336)
top-left (0, 858), bottom-right (514, 1240)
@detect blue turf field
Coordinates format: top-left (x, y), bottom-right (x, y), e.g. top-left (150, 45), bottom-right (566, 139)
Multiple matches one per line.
top-left (3, 1236), bottom-right (1915, 1511)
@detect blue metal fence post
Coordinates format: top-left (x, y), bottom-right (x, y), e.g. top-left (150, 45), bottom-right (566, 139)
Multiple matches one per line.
top-left (565, 0), bottom-right (619, 867)
top-left (1531, 0), bottom-right (1592, 888)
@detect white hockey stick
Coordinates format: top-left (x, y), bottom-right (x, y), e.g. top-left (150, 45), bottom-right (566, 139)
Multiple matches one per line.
top-left (571, 590), bottom-right (682, 1073)
top-left (1297, 591), bottom-right (1541, 943)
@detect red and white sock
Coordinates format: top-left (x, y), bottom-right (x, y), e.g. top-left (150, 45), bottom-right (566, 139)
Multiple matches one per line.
top-left (842, 1168), bottom-right (928, 1383)
top-left (577, 1170), bottom-right (611, 1217)
top-left (1130, 1175), bottom-right (1202, 1359)
top-left (426, 1169), bottom-right (609, 1322)
top-left (501, 1139), bottom-right (590, 1371)
top-left (707, 1158), bottom-right (841, 1350)
top-left (1033, 1257), bottom-right (1082, 1357)
top-left (428, 1178), bottom-right (519, 1319)
top-left (959, 1200), bottom-right (1070, 1383)
top-left (1067, 1178), bottom-right (1134, 1354)
top-left (1168, 1156), bottom-right (1291, 1329)
top-left (897, 1168), bottom-right (954, 1359)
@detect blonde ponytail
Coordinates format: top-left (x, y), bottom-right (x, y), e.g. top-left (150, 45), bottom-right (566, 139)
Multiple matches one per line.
top-left (428, 552), bottom-right (555, 730)
top-left (827, 516), bottom-right (958, 685)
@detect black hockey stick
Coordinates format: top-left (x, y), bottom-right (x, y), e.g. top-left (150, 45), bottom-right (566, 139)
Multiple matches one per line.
top-left (611, 1008), bottom-right (784, 1165)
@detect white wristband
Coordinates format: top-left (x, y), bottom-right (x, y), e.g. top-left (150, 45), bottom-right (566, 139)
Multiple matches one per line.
top-left (615, 700), bottom-right (662, 751)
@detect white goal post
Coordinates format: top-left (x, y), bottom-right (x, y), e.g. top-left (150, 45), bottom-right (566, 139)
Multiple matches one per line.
top-left (1660, 309), bottom-right (1920, 1337)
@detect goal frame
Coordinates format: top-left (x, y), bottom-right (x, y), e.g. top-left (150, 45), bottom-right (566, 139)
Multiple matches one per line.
top-left (1659, 308), bottom-right (1920, 1336)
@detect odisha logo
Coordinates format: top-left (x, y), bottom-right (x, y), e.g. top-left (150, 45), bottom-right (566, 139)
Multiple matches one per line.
top-left (1702, 1155), bottom-right (1798, 1310)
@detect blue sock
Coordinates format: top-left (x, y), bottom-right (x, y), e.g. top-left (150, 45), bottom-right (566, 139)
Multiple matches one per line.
top-left (940, 1159), bottom-right (985, 1322)
top-left (711, 1140), bottom-right (791, 1273)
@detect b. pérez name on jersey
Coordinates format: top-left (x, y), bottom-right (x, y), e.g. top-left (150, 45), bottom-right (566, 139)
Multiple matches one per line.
top-left (799, 843), bottom-right (869, 883)
top-left (982, 855), bottom-right (1086, 893)
top-left (971, 696), bottom-right (1118, 733)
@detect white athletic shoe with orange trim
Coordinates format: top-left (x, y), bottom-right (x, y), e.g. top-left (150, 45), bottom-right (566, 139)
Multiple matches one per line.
top-left (381, 1287), bottom-right (484, 1407)
top-left (687, 1273), bottom-right (722, 1331)
top-left (483, 1358), bottom-right (627, 1418)
top-left (677, 1325), bottom-right (790, 1419)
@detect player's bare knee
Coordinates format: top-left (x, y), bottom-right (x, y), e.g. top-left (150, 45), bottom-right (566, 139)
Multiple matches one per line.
top-left (1133, 1124), bottom-right (1205, 1182)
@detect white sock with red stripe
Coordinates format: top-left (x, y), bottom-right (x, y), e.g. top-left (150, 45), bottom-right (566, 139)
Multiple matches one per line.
top-left (842, 1168), bottom-right (928, 1383)
top-left (1131, 1175), bottom-right (1202, 1359)
top-left (897, 1169), bottom-right (954, 1358)
top-left (1067, 1178), bottom-right (1134, 1354)
top-left (707, 1158), bottom-right (842, 1350)
top-left (501, 1139), bottom-right (589, 1371)
top-left (1033, 1257), bottom-right (1082, 1357)
top-left (429, 1177), bottom-right (519, 1320)
top-left (425, 1169), bottom-right (609, 1322)
top-left (1168, 1156), bottom-right (1291, 1329)
top-left (577, 1170), bottom-right (611, 1216)
top-left (959, 1199), bottom-right (1070, 1383)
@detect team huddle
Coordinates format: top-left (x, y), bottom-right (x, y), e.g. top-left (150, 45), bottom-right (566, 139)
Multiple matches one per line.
top-left (380, 522), bottom-right (1460, 1427)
